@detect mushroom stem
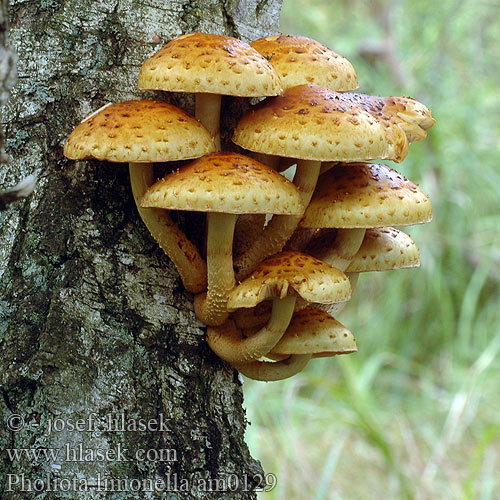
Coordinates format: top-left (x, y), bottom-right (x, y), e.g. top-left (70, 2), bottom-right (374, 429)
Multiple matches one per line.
top-left (206, 295), bottom-right (297, 363)
top-left (233, 354), bottom-right (312, 381)
top-left (129, 163), bottom-right (207, 293)
top-left (233, 214), bottom-right (266, 257)
top-left (308, 228), bottom-right (366, 271)
top-left (194, 212), bottom-right (237, 326)
top-left (249, 152), bottom-right (281, 169)
top-left (234, 159), bottom-right (321, 280)
top-left (195, 93), bottom-right (222, 151)
top-left (284, 227), bottom-right (317, 252)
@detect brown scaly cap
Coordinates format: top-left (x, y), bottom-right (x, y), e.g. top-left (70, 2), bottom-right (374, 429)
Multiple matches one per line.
top-left (233, 85), bottom-right (409, 163)
top-left (270, 307), bottom-right (357, 356)
top-left (251, 34), bottom-right (358, 91)
top-left (63, 100), bottom-right (215, 163)
top-left (138, 33), bottom-right (282, 97)
top-left (300, 163), bottom-right (432, 228)
top-left (346, 227), bottom-right (420, 273)
top-left (141, 152), bottom-right (303, 215)
top-left (227, 251), bottom-right (351, 309)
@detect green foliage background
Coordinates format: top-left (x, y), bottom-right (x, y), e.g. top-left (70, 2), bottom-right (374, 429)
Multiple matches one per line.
top-left (244, 1), bottom-right (500, 498)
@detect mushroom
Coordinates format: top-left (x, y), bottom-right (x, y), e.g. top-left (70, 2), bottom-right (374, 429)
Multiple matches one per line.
top-left (232, 84), bottom-right (416, 279)
top-left (269, 307), bottom-right (357, 358)
top-left (206, 252), bottom-right (351, 363)
top-left (140, 153), bottom-right (304, 327)
top-left (207, 320), bottom-right (312, 382)
top-left (302, 163), bottom-right (432, 270)
top-left (230, 307), bottom-right (357, 381)
top-left (251, 34), bottom-right (358, 91)
top-left (63, 99), bottom-right (216, 293)
top-left (346, 227), bottom-right (420, 273)
top-left (138, 32), bottom-right (282, 150)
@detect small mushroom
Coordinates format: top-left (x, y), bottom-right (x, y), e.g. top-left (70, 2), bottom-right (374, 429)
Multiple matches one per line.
top-left (141, 153), bottom-right (303, 326)
top-left (232, 307), bottom-right (357, 381)
top-left (206, 252), bottom-right (351, 363)
top-left (138, 32), bottom-right (282, 150)
top-left (302, 163), bottom-right (432, 271)
top-left (63, 100), bottom-right (216, 293)
top-left (346, 227), bottom-right (420, 273)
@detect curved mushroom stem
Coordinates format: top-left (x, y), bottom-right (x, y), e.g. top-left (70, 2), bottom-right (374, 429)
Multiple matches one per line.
top-left (233, 354), bottom-right (312, 381)
top-left (206, 295), bottom-right (297, 363)
top-left (194, 212), bottom-right (237, 326)
top-left (195, 93), bottom-right (222, 151)
top-left (234, 159), bottom-right (321, 280)
top-left (308, 228), bottom-right (366, 272)
top-left (232, 296), bottom-right (310, 330)
top-left (129, 163), bottom-right (207, 293)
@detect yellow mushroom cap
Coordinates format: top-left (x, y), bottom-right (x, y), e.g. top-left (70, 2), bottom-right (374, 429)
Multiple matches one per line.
top-left (63, 100), bottom-right (215, 163)
top-left (300, 163), bottom-right (432, 228)
top-left (346, 227), bottom-right (420, 272)
top-left (270, 307), bottom-right (357, 356)
top-left (140, 152), bottom-right (303, 215)
top-left (227, 251), bottom-right (351, 309)
top-left (138, 32), bottom-right (282, 97)
top-left (251, 34), bottom-right (358, 91)
top-left (233, 84), bottom-right (409, 163)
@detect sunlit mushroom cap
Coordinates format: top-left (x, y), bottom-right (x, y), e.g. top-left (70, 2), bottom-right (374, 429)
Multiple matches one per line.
top-left (138, 32), bottom-right (282, 97)
top-left (346, 227), bottom-right (420, 272)
top-left (140, 152), bottom-right (303, 215)
top-left (227, 251), bottom-right (351, 310)
top-left (300, 163), bottom-right (432, 228)
top-left (233, 85), bottom-right (409, 162)
top-left (63, 100), bottom-right (215, 163)
top-left (270, 307), bottom-right (357, 356)
top-left (251, 34), bottom-right (358, 91)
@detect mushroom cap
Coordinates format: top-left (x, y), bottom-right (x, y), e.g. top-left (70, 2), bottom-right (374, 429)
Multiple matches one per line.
top-left (232, 84), bottom-right (409, 162)
top-left (227, 251), bottom-right (351, 309)
top-left (63, 100), bottom-right (215, 163)
top-left (346, 227), bottom-right (420, 272)
top-left (138, 32), bottom-right (282, 97)
top-left (300, 163), bottom-right (432, 228)
top-left (251, 34), bottom-right (358, 91)
top-left (270, 307), bottom-right (357, 356)
top-left (140, 152), bottom-right (304, 215)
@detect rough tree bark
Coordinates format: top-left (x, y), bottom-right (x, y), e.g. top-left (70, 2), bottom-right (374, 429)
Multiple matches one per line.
top-left (0, 1), bottom-right (282, 498)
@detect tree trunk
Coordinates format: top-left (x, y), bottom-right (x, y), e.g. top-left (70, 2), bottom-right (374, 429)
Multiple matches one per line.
top-left (0, 1), bottom-right (282, 498)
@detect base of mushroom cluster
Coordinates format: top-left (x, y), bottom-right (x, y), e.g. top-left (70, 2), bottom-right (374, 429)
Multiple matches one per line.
top-left (63, 31), bottom-right (434, 383)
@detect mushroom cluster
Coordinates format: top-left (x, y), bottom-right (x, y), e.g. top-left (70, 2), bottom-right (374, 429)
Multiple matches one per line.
top-left (64, 33), bottom-right (434, 382)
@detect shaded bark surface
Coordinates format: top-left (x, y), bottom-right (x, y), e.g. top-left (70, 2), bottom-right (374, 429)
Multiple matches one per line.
top-left (0, 1), bottom-right (282, 498)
